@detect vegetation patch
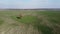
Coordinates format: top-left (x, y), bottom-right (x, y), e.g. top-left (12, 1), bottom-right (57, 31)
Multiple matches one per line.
top-left (0, 18), bottom-right (4, 25)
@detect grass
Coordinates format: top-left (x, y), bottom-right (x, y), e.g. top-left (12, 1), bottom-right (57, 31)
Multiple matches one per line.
top-left (0, 18), bottom-right (4, 25)
top-left (37, 25), bottom-right (53, 34)
top-left (0, 10), bottom-right (60, 34)
top-left (10, 10), bottom-right (60, 34)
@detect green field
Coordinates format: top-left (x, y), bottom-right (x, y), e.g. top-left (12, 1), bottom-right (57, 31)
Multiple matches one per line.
top-left (0, 10), bottom-right (60, 34)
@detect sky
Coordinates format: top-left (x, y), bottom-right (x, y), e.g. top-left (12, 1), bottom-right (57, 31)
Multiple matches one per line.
top-left (0, 0), bottom-right (60, 9)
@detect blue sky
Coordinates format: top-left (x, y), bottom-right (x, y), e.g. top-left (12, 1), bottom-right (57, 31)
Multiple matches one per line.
top-left (0, 0), bottom-right (60, 9)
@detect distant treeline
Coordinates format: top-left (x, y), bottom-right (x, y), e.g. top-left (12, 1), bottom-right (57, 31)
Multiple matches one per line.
top-left (0, 8), bottom-right (60, 11)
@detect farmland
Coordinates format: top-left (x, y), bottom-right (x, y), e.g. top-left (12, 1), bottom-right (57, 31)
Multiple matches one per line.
top-left (0, 10), bottom-right (60, 34)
